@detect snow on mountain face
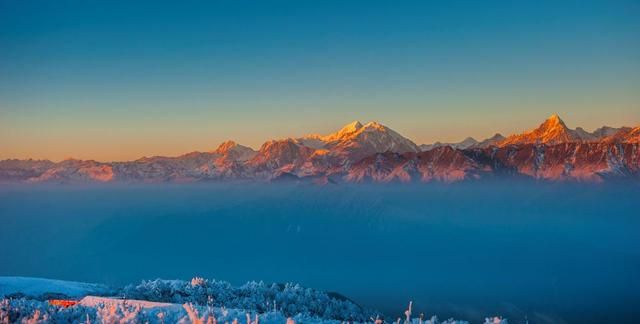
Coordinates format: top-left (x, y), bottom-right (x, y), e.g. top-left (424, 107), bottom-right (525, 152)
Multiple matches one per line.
top-left (592, 126), bottom-right (627, 139)
top-left (0, 159), bottom-right (55, 183)
top-left (108, 141), bottom-right (258, 182)
top-left (603, 126), bottom-right (640, 144)
top-left (1, 118), bottom-right (638, 184)
top-left (214, 140), bottom-right (257, 162)
top-left (573, 126), bottom-right (625, 141)
top-left (498, 114), bottom-right (583, 146)
top-left (490, 142), bottom-right (640, 182)
top-left (294, 137), bottom-right (327, 149)
top-left (573, 127), bottom-right (597, 141)
top-left (320, 120), bottom-right (364, 142)
top-left (419, 143), bottom-right (440, 151)
top-left (26, 159), bottom-right (115, 183)
top-left (456, 137), bottom-right (480, 149)
top-left (473, 134), bottom-right (506, 148)
top-left (296, 120), bottom-right (364, 149)
top-left (421, 133), bottom-right (511, 152)
top-left (346, 147), bottom-right (481, 183)
top-left (298, 121), bottom-right (420, 158)
top-left (420, 137), bottom-right (479, 151)
top-left (495, 114), bottom-right (631, 147)
top-left (248, 139), bottom-right (316, 172)
top-left (319, 121), bottom-right (421, 161)
top-left (624, 127), bottom-right (640, 143)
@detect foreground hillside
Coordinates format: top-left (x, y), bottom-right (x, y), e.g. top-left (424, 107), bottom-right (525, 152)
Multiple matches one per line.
top-left (0, 277), bottom-right (509, 324)
top-left (1, 115), bottom-right (638, 183)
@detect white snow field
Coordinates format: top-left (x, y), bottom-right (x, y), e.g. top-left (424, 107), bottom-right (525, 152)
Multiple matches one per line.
top-left (0, 277), bottom-right (509, 323)
top-left (0, 276), bottom-right (110, 298)
top-left (78, 296), bottom-right (178, 309)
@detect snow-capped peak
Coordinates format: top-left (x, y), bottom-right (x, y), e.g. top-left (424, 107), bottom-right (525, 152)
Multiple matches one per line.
top-left (547, 113), bottom-right (563, 124)
top-left (214, 140), bottom-right (257, 161)
top-left (321, 120), bottom-right (393, 142)
top-left (541, 113), bottom-right (568, 130)
top-left (322, 120), bottom-right (365, 142)
top-left (498, 114), bottom-right (581, 146)
top-left (342, 120), bottom-right (364, 133)
top-left (322, 120), bottom-right (420, 160)
top-left (293, 120), bottom-right (419, 160)
top-left (215, 140), bottom-right (239, 154)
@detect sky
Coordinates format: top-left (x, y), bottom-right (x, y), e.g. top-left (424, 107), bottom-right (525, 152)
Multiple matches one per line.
top-left (1, 0), bottom-right (639, 162)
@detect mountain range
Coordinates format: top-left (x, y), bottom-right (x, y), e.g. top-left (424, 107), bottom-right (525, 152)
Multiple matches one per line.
top-left (2, 114), bottom-right (639, 184)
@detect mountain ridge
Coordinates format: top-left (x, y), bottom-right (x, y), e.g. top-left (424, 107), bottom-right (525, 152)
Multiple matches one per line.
top-left (2, 115), bottom-right (638, 184)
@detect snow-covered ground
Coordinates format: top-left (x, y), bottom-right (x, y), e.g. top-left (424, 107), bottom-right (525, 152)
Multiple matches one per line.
top-left (77, 296), bottom-right (178, 309)
top-left (0, 277), bottom-right (508, 323)
top-left (0, 276), bottom-right (110, 298)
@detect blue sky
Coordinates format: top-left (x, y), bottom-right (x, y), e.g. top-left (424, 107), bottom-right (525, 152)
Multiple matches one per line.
top-left (1, 0), bottom-right (639, 161)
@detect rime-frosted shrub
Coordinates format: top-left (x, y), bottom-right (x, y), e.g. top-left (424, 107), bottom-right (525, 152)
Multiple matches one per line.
top-left (1, 280), bottom-right (508, 324)
top-left (0, 298), bottom-right (340, 324)
top-left (119, 278), bottom-right (370, 321)
top-left (0, 298), bottom-right (98, 324)
top-left (0, 298), bottom-right (486, 324)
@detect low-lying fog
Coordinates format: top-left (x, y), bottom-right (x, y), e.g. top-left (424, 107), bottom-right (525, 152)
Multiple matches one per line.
top-left (1, 182), bottom-right (638, 323)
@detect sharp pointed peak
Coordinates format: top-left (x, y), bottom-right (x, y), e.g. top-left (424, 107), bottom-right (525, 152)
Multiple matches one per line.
top-left (339, 120), bottom-right (364, 133)
top-left (328, 120), bottom-right (365, 138)
top-left (539, 113), bottom-right (568, 130)
top-left (346, 120), bottom-right (363, 128)
top-left (545, 113), bottom-right (565, 124)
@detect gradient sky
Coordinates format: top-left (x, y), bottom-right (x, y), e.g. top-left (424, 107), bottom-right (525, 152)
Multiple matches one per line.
top-left (1, 0), bottom-right (639, 162)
